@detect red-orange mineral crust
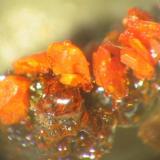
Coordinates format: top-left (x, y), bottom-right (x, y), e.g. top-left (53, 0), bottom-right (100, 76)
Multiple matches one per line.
top-left (47, 41), bottom-right (92, 91)
top-left (0, 75), bottom-right (31, 125)
top-left (93, 42), bottom-right (128, 99)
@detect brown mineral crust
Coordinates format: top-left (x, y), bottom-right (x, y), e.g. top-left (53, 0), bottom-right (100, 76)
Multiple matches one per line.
top-left (37, 75), bottom-right (83, 117)
top-left (34, 122), bottom-right (80, 148)
top-left (28, 75), bottom-right (86, 147)
top-left (138, 111), bottom-right (160, 151)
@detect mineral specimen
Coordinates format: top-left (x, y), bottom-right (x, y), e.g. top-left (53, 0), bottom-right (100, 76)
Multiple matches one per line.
top-left (0, 7), bottom-right (160, 160)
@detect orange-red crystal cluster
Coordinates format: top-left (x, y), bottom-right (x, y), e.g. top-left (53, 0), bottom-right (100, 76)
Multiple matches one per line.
top-left (0, 7), bottom-right (160, 126)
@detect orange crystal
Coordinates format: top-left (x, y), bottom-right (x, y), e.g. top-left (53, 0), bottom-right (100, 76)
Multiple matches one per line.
top-left (119, 7), bottom-right (160, 80)
top-left (93, 43), bottom-right (128, 99)
top-left (123, 7), bottom-right (152, 25)
top-left (47, 40), bottom-right (92, 91)
top-left (0, 75), bottom-right (30, 125)
top-left (128, 7), bottom-right (152, 20)
top-left (125, 20), bottom-right (160, 40)
top-left (120, 33), bottom-right (155, 79)
top-left (13, 52), bottom-right (49, 75)
top-left (120, 47), bottom-right (155, 80)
